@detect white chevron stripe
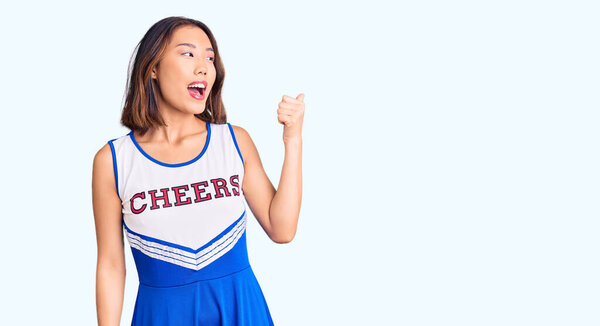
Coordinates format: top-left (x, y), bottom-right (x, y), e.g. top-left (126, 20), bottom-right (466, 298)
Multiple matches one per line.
top-left (126, 214), bottom-right (246, 260)
top-left (124, 215), bottom-right (247, 271)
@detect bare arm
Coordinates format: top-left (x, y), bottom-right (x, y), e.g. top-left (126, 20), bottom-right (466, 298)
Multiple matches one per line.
top-left (269, 137), bottom-right (302, 242)
top-left (267, 93), bottom-right (304, 242)
top-left (232, 124), bottom-right (302, 243)
top-left (92, 143), bottom-right (126, 325)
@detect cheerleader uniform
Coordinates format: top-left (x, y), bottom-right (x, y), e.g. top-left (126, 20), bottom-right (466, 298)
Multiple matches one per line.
top-left (107, 121), bottom-right (274, 325)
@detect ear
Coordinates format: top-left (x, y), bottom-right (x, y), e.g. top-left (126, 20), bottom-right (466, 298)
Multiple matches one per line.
top-left (151, 66), bottom-right (157, 80)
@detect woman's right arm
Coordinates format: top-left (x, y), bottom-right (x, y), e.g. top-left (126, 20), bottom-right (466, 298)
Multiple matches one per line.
top-left (92, 143), bottom-right (126, 326)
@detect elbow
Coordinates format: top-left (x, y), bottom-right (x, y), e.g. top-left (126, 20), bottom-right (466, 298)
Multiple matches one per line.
top-left (270, 230), bottom-right (296, 244)
top-left (272, 236), bottom-right (294, 244)
top-left (97, 258), bottom-right (126, 275)
top-left (267, 211), bottom-right (300, 244)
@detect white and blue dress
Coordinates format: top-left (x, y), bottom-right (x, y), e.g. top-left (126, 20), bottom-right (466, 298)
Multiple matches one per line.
top-left (108, 121), bottom-right (274, 325)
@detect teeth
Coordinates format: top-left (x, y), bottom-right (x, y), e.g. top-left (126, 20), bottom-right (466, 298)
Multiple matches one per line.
top-left (188, 84), bottom-right (206, 88)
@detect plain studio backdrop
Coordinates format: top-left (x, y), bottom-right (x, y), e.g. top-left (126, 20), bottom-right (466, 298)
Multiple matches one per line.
top-left (0, 1), bottom-right (598, 325)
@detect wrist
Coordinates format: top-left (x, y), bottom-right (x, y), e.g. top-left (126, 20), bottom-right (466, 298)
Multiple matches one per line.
top-left (283, 137), bottom-right (302, 146)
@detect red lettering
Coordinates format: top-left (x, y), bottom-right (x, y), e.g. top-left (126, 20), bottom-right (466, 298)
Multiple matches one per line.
top-left (211, 178), bottom-right (231, 198)
top-left (230, 175), bottom-right (241, 196)
top-left (191, 181), bottom-right (212, 203)
top-left (172, 185), bottom-right (192, 206)
top-left (149, 188), bottom-right (172, 210)
top-left (131, 192), bottom-right (147, 214)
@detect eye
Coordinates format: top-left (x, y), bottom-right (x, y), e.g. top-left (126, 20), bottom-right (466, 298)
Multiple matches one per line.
top-left (183, 52), bottom-right (214, 62)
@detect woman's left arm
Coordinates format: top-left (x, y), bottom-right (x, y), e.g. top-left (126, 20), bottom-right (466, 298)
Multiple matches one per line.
top-left (232, 93), bottom-right (305, 243)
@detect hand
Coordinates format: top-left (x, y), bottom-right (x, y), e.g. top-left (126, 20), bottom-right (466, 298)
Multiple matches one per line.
top-left (277, 93), bottom-right (305, 143)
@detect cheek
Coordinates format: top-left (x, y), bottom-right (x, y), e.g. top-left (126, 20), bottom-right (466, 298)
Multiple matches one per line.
top-left (158, 80), bottom-right (184, 103)
top-left (161, 80), bottom-right (177, 94)
top-left (210, 67), bottom-right (217, 83)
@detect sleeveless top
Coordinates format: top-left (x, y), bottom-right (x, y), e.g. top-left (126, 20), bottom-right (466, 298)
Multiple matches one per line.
top-left (108, 121), bottom-right (249, 287)
top-left (107, 121), bottom-right (274, 325)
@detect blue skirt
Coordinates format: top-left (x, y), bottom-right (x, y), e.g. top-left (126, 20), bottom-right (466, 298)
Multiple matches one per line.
top-left (131, 265), bottom-right (274, 325)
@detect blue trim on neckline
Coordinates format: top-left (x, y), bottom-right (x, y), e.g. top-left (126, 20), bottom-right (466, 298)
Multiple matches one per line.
top-left (129, 121), bottom-right (211, 168)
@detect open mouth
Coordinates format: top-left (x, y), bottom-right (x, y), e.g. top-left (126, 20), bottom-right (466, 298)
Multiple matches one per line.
top-left (187, 84), bottom-right (206, 100)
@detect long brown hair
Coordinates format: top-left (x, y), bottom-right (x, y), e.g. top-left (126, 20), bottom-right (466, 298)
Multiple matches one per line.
top-left (120, 16), bottom-right (227, 135)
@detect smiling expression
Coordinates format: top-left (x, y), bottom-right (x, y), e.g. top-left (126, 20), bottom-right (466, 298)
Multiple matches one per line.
top-left (150, 25), bottom-right (217, 115)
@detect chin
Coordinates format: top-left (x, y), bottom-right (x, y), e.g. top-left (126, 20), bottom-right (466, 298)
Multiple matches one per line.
top-left (191, 105), bottom-right (206, 115)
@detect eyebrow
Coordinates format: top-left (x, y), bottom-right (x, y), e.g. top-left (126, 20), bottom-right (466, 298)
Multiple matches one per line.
top-left (176, 43), bottom-right (214, 52)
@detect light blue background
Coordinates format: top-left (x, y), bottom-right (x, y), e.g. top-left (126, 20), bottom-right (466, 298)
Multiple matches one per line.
top-left (0, 0), bottom-right (598, 325)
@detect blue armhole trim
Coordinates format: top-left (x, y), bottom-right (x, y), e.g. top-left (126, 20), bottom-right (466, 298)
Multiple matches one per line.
top-left (227, 122), bottom-right (245, 169)
top-left (108, 139), bottom-right (121, 200)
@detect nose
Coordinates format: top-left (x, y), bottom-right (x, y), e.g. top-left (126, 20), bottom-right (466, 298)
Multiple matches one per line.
top-left (195, 61), bottom-right (207, 75)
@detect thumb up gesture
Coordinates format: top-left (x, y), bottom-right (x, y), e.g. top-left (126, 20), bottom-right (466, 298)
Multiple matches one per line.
top-left (277, 93), bottom-right (305, 144)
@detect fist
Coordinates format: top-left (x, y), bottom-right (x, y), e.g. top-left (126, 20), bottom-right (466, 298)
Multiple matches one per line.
top-left (277, 93), bottom-right (305, 143)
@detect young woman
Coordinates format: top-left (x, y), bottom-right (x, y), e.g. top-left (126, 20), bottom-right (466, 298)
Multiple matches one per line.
top-left (91, 16), bottom-right (304, 325)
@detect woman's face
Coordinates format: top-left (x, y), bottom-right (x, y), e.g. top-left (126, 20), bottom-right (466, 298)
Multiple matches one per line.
top-left (151, 25), bottom-right (217, 116)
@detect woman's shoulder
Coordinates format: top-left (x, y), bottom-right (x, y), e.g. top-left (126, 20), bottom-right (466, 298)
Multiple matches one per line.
top-left (92, 133), bottom-right (129, 187)
top-left (225, 123), bottom-right (261, 169)
top-left (230, 124), bottom-right (246, 133)
top-left (94, 142), bottom-right (112, 166)
top-left (92, 142), bottom-right (115, 189)
top-left (226, 123), bottom-right (253, 150)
